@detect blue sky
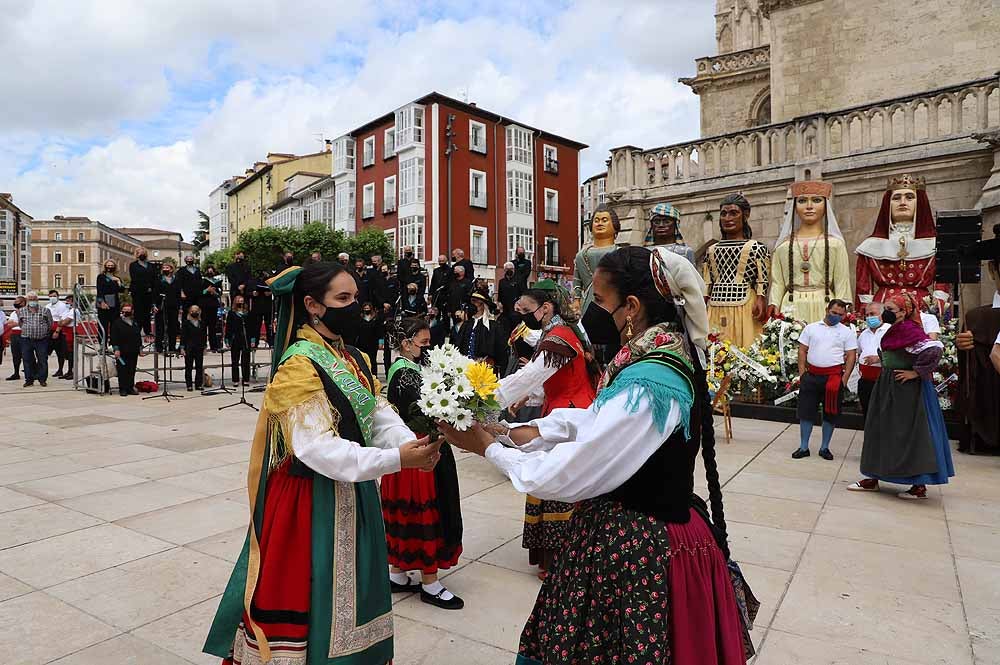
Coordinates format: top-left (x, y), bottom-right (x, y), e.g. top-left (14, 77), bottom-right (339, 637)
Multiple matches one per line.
top-left (0, 0), bottom-right (714, 237)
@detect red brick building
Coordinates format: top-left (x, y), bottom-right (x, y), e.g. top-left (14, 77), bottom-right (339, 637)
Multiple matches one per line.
top-left (328, 92), bottom-right (586, 284)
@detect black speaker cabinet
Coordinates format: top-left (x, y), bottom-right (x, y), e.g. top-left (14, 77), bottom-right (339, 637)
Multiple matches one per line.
top-left (936, 210), bottom-right (982, 284)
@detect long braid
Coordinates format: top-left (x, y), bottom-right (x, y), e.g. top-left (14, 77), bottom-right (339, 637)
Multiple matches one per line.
top-left (787, 216), bottom-right (795, 302)
top-left (823, 208), bottom-right (830, 302)
top-left (691, 338), bottom-right (730, 559)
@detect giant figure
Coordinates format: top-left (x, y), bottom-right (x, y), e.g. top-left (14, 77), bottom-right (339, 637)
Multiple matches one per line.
top-left (574, 204), bottom-right (619, 313)
top-left (647, 202), bottom-right (696, 265)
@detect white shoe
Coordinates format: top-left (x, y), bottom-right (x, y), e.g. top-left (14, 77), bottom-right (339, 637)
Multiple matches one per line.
top-left (897, 488), bottom-right (928, 500)
top-left (846, 481), bottom-right (878, 492)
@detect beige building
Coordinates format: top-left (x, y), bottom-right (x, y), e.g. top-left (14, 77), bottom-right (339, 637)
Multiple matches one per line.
top-left (31, 217), bottom-right (142, 295)
top-left (0, 193), bottom-right (33, 296)
top-left (116, 227), bottom-right (196, 265)
top-left (606, 0), bottom-right (1000, 307)
top-left (225, 150), bottom-right (333, 243)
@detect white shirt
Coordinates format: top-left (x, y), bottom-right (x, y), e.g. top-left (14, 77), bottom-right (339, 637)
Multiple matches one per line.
top-left (496, 353), bottom-right (558, 409)
top-left (290, 398), bottom-right (414, 482)
top-left (857, 324), bottom-right (889, 365)
top-left (920, 312), bottom-right (941, 336)
top-left (485, 390), bottom-right (682, 503)
top-left (995, 330), bottom-right (1000, 346)
top-left (46, 300), bottom-right (72, 323)
top-left (993, 291), bottom-right (1000, 309)
top-left (799, 320), bottom-right (858, 368)
top-left (0, 309), bottom-right (6, 331)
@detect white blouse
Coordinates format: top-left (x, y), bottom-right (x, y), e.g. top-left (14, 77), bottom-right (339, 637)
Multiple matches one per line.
top-left (291, 398), bottom-right (415, 483)
top-left (495, 354), bottom-right (557, 409)
top-left (485, 390), bottom-right (682, 503)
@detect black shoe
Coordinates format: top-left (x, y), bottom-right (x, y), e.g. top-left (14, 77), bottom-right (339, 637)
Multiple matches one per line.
top-left (791, 448), bottom-right (810, 459)
top-left (23, 381), bottom-right (33, 387)
top-left (128, 389), bottom-right (140, 396)
top-left (38, 380), bottom-right (47, 387)
top-left (119, 392), bottom-right (129, 397)
top-left (61, 373), bottom-right (74, 380)
top-left (6, 374), bottom-right (20, 381)
top-left (420, 588), bottom-right (464, 610)
top-left (389, 578), bottom-right (421, 593)
top-left (818, 449), bottom-right (834, 460)
top-left (186, 386), bottom-right (194, 392)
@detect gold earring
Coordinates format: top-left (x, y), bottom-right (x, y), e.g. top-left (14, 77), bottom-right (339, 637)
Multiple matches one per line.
top-left (625, 315), bottom-right (634, 338)
top-left (312, 315), bottom-right (320, 324)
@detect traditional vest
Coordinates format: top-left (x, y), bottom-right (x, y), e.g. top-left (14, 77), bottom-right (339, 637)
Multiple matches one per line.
top-left (538, 325), bottom-right (596, 414)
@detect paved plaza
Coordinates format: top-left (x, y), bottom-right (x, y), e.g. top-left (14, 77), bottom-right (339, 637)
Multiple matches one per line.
top-left (0, 353), bottom-right (998, 665)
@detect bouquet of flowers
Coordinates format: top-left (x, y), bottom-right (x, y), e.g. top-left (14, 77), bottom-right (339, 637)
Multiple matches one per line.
top-left (933, 317), bottom-right (960, 412)
top-left (410, 344), bottom-right (501, 432)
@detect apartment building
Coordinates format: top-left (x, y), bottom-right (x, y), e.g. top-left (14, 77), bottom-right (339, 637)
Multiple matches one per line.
top-left (31, 217), bottom-right (141, 294)
top-left (0, 193), bottom-right (32, 296)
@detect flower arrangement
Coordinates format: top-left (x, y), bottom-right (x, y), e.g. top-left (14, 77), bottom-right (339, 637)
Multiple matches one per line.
top-left (933, 316), bottom-right (959, 412)
top-left (412, 344), bottom-right (501, 431)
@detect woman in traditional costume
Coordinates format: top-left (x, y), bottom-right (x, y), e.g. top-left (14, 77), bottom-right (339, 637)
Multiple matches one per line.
top-left (442, 247), bottom-right (756, 664)
top-left (381, 317), bottom-right (464, 610)
top-left (494, 280), bottom-right (599, 578)
top-left (768, 181), bottom-right (853, 324)
top-left (848, 292), bottom-right (955, 500)
top-left (204, 262), bottom-right (442, 665)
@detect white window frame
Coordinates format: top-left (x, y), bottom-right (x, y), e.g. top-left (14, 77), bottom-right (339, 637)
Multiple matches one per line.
top-left (470, 225), bottom-right (488, 265)
top-left (395, 105), bottom-right (425, 150)
top-left (384, 228), bottom-right (396, 255)
top-left (54, 274), bottom-right (62, 289)
top-left (469, 120), bottom-right (487, 154)
top-left (335, 182), bottom-right (356, 227)
top-left (506, 170), bottom-right (534, 215)
top-left (77, 232), bottom-right (85, 241)
top-left (383, 176), bottom-right (397, 213)
top-left (362, 135), bottom-right (375, 167)
top-left (55, 232), bottom-right (63, 241)
top-left (384, 127), bottom-right (396, 158)
top-left (77, 273), bottom-right (85, 286)
top-left (332, 136), bottom-right (356, 174)
top-left (543, 145), bottom-right (558, 173)
top-left (54, 251), bottom-right (63, 263)
top-left (544, 188), bottom-right (559, 222)
top-left (544, 236), bottom-right (560, 265)
top-left (397, 216), bottom-right (423, 259)
top-left (399, 156), bottom-right (425, 206)
top-left (77, 250), bottom-right (86, 263)
top-left (362, 183), bottom-right (375, 219)
top-left (469, 169), bottom-right (487, 208)
top-left (507, 226), bottom-right (534, 263)
top-left (506, 126), bottom-right (533, 165)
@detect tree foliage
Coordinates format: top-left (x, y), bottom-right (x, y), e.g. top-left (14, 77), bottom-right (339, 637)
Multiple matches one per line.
top-left (193, 210), bottom-right (210, 251)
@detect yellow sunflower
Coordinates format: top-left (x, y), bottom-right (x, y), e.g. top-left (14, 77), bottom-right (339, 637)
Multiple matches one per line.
top-left (465, 362), bottom-right (500, 399)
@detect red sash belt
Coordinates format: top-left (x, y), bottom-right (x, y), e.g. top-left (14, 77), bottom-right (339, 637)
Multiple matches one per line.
top-left (808, 363), bottom-right (845, 415)
top-left (858, 364), bottom-right (881, 381)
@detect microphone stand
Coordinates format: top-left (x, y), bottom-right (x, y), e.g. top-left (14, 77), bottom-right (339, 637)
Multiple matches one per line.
top-left (202, 302), bottom-right (233, 396)
top-left (144, 291), bottom-right (183, 402)
top-left (219, 313), bottom-right (258, 412)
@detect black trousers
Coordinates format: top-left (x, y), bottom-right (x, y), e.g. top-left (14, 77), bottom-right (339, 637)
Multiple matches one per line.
top-left (98, 308), bottom-right (118, 349)
top-left (203, 312), bottom-right (221, 352)
top-left (48, 331), bottom-right (66, 370)
top-left (8, 333), bottom-right (20, 374)
top-left (184, 349), bottom-right (205, 388)
top-left (858, 377), bottom-right (877, 416)
top-left (155, 307), bottom-right (179, 352)
top-left (118, 352), bottom-right (138, 394)
top-left (133, 295), bottom-right (153, 335)
top-left (797, 371), bottom-right (844, 426)
top-left (231, 347), bottom-right (251, 383)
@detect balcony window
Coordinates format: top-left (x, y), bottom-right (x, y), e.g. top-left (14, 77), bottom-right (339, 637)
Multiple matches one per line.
top-left (384, 128), bottom-right (396, 158)
top-left (332, 136), bottom-right (356, 174)
top-left (54, 251), bottom-right (62, 263)
top-left (77, 232), bottom-right (85, 241)
top-left (335, 182), bottom-right (356, 229)
top-left (543, 145), bottom-right (558, 174)
top-left (507, 226), bottom-right (534, 263)
top-left (471, 226), bottom-right (488, 264)
top-left (395, 105), bottom-right (425, 150)
top-left (362, 136), bottom-right (375, 168)
top-left (506, 170), bottom-right (533, 215)
top-left (362, 182), bottom-right (375, 219)
top-left (544, 189), bottom-right (559, 222)
top-left (544, 236), bottom-right (560, 265)
top-left (54, 274), bottom-right (62, 289)
top-left (55, 232), bottom-right (63, 241)
top-left (77, 250), bottom-right (86, 263)
top-left (470, 120), bottom-right (487, 154)
top-left (506, 126), bottom-right (532, 165)
top-left (398, 215), bottom-right (424, 259)
top-left (384, 176), bottom-right (397, 213)
top-left (469, 169), bottom-right (487, 208)
top-left (399, 157), bottom-right (425, 206)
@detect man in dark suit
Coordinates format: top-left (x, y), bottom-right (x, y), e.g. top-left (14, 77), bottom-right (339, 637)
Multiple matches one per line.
top-left (155, 263), bottom-right (182, 353)
top-left (198, 270), bottom-right (223, 352)
top-left (446, 265), bottom-right (472, 316)
top-left (225, 251), bottom-right (251, 301)
top-left (397, 246), bottom-right (416, 288)
top-left (128, 247), bottom-right (156, 335)
top-left (498, 261), bottom-right (521, 328)
top-left (353, 257), bottom-right (371, 305)
top-left (178, 255), bottom-right (202, 319)
top-left (408, 258), bottom-right (427, 300)
top-left (452, 249), bottom-right (475, 283)
top-left (513, 246), bottom-right (532, 290)
top-left (110, 304), bottom-right (143, 396)
top-left (429, 254), bottom-right (451, 311)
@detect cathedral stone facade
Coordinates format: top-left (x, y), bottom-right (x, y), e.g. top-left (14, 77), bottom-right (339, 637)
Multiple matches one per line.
top-left (605, 0), bottom-right (1000, 307)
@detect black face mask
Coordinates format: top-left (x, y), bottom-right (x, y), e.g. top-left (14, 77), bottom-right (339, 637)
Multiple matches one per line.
top-left (521, 308), bottom-right (543, 330)
top-left (882, 310), bottom-right (898, 325)
top-left (505, 270), bottom-right (513, 278)
top-left (405, 252), bottom-right (413, 258)
top-left (320, 301), bottom-right (361, 345)
top-left (582, 302), bottom-right (624, 346)
top-left (416, 346), bottom-right (430, 366)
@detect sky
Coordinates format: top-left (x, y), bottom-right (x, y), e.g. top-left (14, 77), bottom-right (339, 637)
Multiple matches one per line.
top-left (0, 0), bottom-right (715, 240)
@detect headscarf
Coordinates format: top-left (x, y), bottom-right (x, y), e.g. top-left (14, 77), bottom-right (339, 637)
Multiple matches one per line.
top-left (880, 292), bottom-right (928, 351)
top-left (531, 278), bottom-right (576, 323)
top-left (649, 246), bottom-right (709, 362)
top-left (856, 174), bottom-right (936, 261)
top-left (774, 181), bottom-right (844, 248)
top-left (649, 202), bottom-right (684, 242)
top-left (266, 265), bottom-right (304, 377)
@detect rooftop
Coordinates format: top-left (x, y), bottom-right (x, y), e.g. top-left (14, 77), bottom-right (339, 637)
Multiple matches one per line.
top-left (141, 238), bottom-right (197, 251)
top-left (115, 227), bottom-right (183, 238)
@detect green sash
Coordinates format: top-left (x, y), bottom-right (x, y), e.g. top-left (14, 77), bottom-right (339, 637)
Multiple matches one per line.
top-left (282, 340), bottom-right (377, 444)
top-left (386, 357), bottom-right (420, 387)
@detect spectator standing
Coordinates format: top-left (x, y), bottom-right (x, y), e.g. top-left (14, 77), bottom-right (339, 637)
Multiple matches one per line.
top-left (46, 290), bottom-right (72, 378)
top-left (456, 292), bottom-right (505, 368)
top-left (0, 306), bottom-right (6, 366)
top-left (18, 292), bottom-right (53, 387)
top-left (199, 269), bottom-right (223, 352)
top-left (857, 302), bottom-right (889, 414)
top-left (96, 260), bottom-right (123, 348)
top-left (793, 299), bottom-right (858, 460)
top-left (248, 271), bottom-right (273, 348)
top-left (180, 305), bottom-right (208, 391)
top-left (429, 254), bottom-right (451, 310)
top-left (400, 283), bottom-right (428, 317)
top-left (513, 246), bottom-right (532, 290)
top-left (178, 255), bottom-right (202, 318)
top-left (225, 251), bottom-right (251, 301)
top-left (273, 251), bottom-right (295, 276)
top-left (59, 294), bottom-right (80, 380)
top-left (446, 265), bottom-right (472, 316)
top-left (498, 262), bottom-right (522, 328)
top-left (452, 249), bottom-right (475, 283)
top-left (225, 296), bottom-right (252, 385)
top-left (397, 246), bottom-right (416, 287)
top-left (129, 247), bottom-right (156, 335)
top-left (353, 257), bottom-right (371, 305)
top-left (309, 251), bottom-right (323, 264)
top-left (357, 303), bottom-right (384, 373)
top-left (5, 296), bottom-right (25, 380)
top-left (110, 304), bottom-right (142, 396)
top-left (155, 263), bottom-right (182, 354)
top-left (409, 257), bottom-right (427, 300)
top-left (337, 252), bottom-right (350, 267)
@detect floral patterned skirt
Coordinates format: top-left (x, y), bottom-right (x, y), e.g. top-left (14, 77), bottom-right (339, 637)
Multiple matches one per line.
top-left (516, 499), bottom-right (747, 665)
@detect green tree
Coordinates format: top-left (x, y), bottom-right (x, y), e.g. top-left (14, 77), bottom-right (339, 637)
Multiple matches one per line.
top-left (346, 225), bottom-right (395, 263)
top-left (193, 210), bottom-right (210, 251)
top-left (201, 246), bottom-right (235, 273)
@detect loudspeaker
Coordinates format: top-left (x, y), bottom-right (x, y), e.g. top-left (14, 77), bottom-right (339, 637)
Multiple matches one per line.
top-left (935, 210), bottom-right (982, 284)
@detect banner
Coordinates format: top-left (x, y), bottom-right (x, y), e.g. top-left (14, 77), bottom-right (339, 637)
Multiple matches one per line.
top-left (0, 279), bottom-right (17, 296)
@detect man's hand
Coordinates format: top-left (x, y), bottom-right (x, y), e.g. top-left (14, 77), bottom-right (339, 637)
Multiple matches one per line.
top-left (509, 395), bottom-right (529, 417)
top-left (436, 422), bottom-right (493, 456)
top-left (399, 436), bottom-right (443, 471)
top-left (956, 331), bottom-right (975, 351)
top-left (862, 355), bottom-right (879, 365)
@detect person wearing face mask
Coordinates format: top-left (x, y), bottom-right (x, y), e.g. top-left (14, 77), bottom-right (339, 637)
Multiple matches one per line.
top-left (498, 261), bottom-right (522, 328)
top-left (155, 264), bottom-right (182, 354)
top-left (16, 292), bottom-right (53, 387)
top-left (451, 248), bottom-right (475, 286)
top-left (129, 247), bottom-right (156, 336)
top-left (438, 246), bottom-right (755, 664)
top-left (513, 246), bottom-right (532, 291)
top-left (247, 270), bottom-right (273, 349)
top-left (446, 265), bottom-right (472, 316)
top-left (793, 299), bottom-right (858, 460)
top-left (178, 255), bottom-right (202, 319)
top-left (199, 268), bottom-right (223, 353)
top-left (429, 254), bottom-right (452, 310)
top-left (848, 292), bottom-right (954, 500)
top-left (225, 296), bottom-right (252, 386)
top-left (225, 251), bottom-right (251, 301)
top-left (400, 282), bottom-right (427, 317)
top-left (352, 257), bottom-right (371, 305)
top-left (456, 292), bottom-right (505, 368)
top-left (96, 260), bottom-right (123, 349)
top-left (356, 302), bottom-right (383, 375)
top-left (5, 296), bottom-right (26, 381)
top-left (204, 262), bottom-right (442, 665)
top-left (493, 281), bottom-right (599, 577)
top-left (110, 305), bottom-right (142, 396)
top-left (380, 265), bottom-right (400, 376)
top-left (180, 305), bottom-right (208, 391)
top-left (856, 302), bottom-right (890, 415)
top-left (396, 245), bottom-right (416, 287)
top-left (46, 290), bottom-right (73, 378)
top-left (380, 317), bottom-right (465, 609)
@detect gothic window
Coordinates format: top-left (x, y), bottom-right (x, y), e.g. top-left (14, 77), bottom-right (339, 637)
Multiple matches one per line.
top-left (718, 24), bottom-right (733, 54)
top-left (752, 94), bottom-right (771, 127)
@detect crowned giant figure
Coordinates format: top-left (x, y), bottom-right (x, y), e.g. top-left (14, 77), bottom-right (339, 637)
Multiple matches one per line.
top-left (855, 174), bottom-right (937, 310)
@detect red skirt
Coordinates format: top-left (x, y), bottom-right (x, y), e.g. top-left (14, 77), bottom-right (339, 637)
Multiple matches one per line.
top-left (381, 468), bottom-right (461, 574)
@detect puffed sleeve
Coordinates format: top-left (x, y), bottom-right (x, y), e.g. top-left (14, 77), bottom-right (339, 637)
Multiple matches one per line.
top-left (831, 239), bottom-right (853, 303)
top-left (769, 243), bottom-right (788, 309)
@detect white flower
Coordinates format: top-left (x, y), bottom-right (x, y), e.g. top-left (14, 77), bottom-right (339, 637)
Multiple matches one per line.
top-left (427, 346), bottom-right (456, 374)
top-left (452, 374), bottom-right (474, 398)
top-left (450, 407), bottom-right (474, 431)
top-left (422, 370), bottom-right (449, 393)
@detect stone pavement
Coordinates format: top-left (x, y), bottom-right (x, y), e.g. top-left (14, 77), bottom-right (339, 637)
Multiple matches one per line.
top-left (0, 352), bottom-right (998, 664)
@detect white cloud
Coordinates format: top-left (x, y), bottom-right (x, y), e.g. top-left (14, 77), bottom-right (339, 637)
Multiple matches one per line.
top-left (1, 1), bottom-right (714, 239)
